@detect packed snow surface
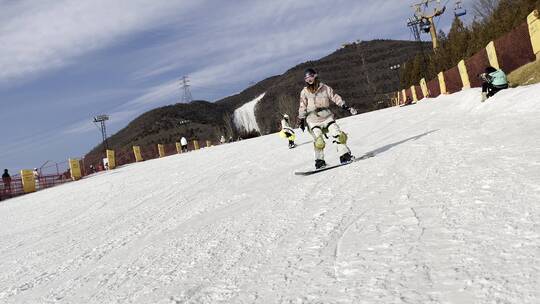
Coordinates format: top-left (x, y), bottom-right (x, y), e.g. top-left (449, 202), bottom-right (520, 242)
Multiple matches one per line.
top-left (1, 86), bottom-right (539, 303)
top-left (233, 93), bottom-right (264, 133)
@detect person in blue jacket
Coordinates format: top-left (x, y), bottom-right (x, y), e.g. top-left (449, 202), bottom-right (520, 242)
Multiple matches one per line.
top-left (480, 66), bottom-right (508, 102)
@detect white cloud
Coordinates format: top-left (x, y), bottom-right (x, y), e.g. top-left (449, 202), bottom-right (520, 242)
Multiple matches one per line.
top-left (125, 80), bottom-right (180, 107)
top-left (0, 0), bottom-right (201, 85)
top-left (62, 82), bottom-right (179, 135)
top-left (130, 0), bottom-right (411, 90)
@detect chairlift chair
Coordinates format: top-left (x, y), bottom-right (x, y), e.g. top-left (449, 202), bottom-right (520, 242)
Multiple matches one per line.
top-left (420, 19), bottom-right (431, 33)
top-left (454, 0), bottom-right (466, 17)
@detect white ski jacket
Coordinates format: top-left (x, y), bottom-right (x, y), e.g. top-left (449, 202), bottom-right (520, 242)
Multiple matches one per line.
top-left (281, 119), bottom-right (294, 134)
top-left (298, 82), bottom-right (345, 125)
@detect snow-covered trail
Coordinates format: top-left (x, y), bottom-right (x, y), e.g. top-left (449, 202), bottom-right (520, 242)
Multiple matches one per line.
top-left (1, 86), bottom-right (539, 303)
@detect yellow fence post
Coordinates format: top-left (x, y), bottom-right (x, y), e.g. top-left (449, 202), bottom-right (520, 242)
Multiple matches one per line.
top-left (438, 72), bottom-right (447, 94)
top-left (69, 158), bottom-right (82, 180)
top-left (106, 149), bottom-right (116, 169)
top-left (420, 78), bottom-right (429, 98)
top-left (458, 59), bottom-right (471, 89)
top-left (486, 41), bottom-right (500, 69)
top-left (20, 169), bottom-right (36, 193)
top-left (133, 146), bottom-right (143, 162)
top-left (158, 144), bottom-right (165, 158)
top-left (401, 89), bottom-right (406, 103)
top-left (193, 140), bottom-right (199, 150)
top-left (528, 9), bottom-right (540, 59)
top-left (410, 85), bottom-right (417, 102)
top-left (176, 142), bottom-right (182, 154)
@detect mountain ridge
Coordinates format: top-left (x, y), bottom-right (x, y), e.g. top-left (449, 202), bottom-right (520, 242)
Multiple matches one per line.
top-left (84, 39), bottom-right (429, 167)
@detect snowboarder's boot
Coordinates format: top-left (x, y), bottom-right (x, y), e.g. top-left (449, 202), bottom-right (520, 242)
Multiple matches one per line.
top-left (340, 152), bottom-right (354, 164)
top-left (315, 159), bottom-right (326, 169)
top-left (288, 141), bottom-right (296, 149)
top-left (481, 92), bottom-right (488, 102)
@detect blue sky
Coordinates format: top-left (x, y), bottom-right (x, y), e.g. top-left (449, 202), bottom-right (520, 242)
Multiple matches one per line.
top-left (0, 0), bottom-right (473, 173)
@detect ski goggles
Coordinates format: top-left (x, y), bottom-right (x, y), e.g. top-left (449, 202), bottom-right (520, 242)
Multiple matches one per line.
top-left (304, 74), bottom-right (317, 81)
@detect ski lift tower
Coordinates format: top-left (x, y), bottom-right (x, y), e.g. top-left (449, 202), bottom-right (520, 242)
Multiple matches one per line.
top-left (93, 114), bottom-right (110, 150)
top-left (406, 15), bottom-right (429, 77)
top-left (411, 0), bottom-right (446, 50)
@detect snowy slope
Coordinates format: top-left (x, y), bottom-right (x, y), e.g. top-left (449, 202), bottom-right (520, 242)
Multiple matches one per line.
top-left (233, 93), bottom-right (264, 133)
top-left (1, 85), bottom-right (539, 303)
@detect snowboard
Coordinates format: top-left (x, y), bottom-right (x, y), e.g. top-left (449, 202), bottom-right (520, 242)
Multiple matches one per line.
top-left (294, 152), bottom-right (375, 176)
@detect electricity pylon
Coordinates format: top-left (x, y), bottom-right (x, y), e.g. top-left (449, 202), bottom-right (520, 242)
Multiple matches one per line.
top-left (180, 76), bottom-right (193, 103)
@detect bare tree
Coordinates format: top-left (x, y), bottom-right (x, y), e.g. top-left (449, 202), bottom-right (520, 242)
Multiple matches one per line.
top-left (277, 94), bottom-right (298, 126)
top-left (359, 50), bottom-right (378, 96)
top-left (472, 0), bottom-right (499, 20)
top-left (222, 112), bottom-right (236, 139)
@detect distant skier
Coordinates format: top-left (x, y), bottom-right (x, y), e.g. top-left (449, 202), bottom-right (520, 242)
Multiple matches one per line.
top-left (279, 114), bottom-right (296, 149)
top-left (2, 169), bottom-right (11, 196)
top-left (180, 136), bottom-right (188, 152)
top-left (297, 68), bottom-right (357, 169)
top-left (479, 66), bottom-right (508, 102)
top-left (33, 168), bottom-right (40, 190)
top-left (220, 135), bottom-right (226, 144)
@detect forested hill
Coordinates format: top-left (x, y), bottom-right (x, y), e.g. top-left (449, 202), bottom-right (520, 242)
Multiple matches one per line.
top-left (85, 39), bottom-right (428, 165)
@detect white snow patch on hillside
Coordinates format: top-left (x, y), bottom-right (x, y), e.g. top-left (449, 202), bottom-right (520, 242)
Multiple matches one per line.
top-left (1, 85), bottom-right (539, 303)
top-left (233, 92), bottom-right (265, 133)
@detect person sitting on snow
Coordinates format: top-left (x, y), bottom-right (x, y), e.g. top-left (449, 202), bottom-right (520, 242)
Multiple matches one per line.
top-left (479, 66), bottom-right (508, 102)
top-left (297, 68), bottom-right (357, 169)
top-left (279, 114), bottom-right (296, 149)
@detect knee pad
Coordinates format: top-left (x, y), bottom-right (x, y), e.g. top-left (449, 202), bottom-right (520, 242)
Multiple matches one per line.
top-left (333, 131), bottom-right (348, 144)
top-left (314, 135), bottom-right (326, 150)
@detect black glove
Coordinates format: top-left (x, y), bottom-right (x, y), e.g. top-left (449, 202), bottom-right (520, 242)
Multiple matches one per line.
top-left (299, 118), bottom-right (306, 132)
top-left (341, 103), bottom-right (357, 115)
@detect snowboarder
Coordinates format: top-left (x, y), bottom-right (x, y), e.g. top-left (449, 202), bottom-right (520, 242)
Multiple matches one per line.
top-left (180, 136), bottom-right (188, 152)
top-left (297, 68), bottom-right (357, 169)
top-left (479, 66), bottom-right (508, 102)
top-left (279, 114), bottom-right (296, 149)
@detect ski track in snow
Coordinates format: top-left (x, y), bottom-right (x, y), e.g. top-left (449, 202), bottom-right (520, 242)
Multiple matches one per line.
top-left (1, 86), bottom-right (539, 303)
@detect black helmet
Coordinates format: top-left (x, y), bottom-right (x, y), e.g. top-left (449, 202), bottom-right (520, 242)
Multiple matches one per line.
top-left (304, 68), bottom-right (317, 79)
top-left (485, 66), bottom-right (497, 74)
